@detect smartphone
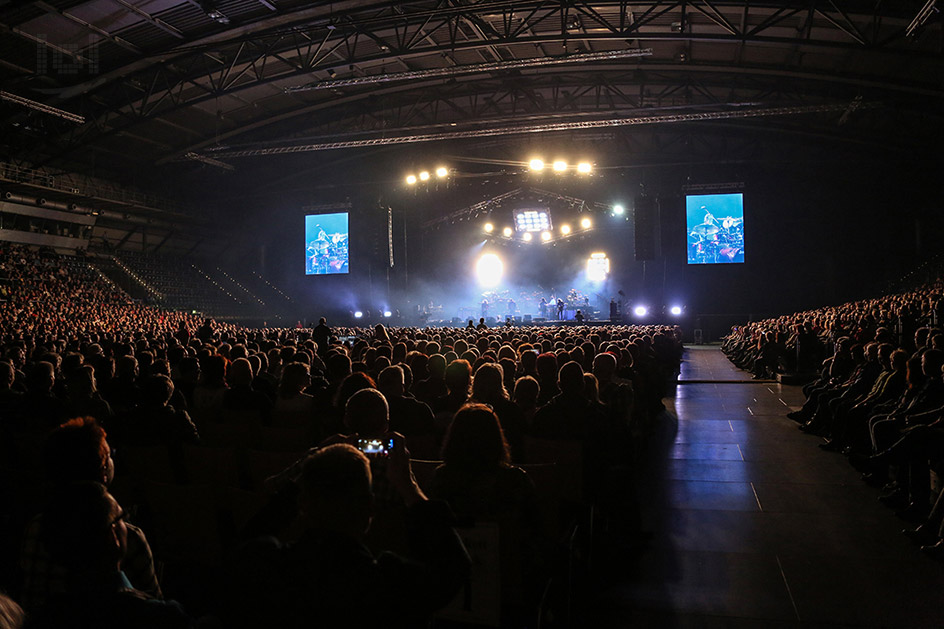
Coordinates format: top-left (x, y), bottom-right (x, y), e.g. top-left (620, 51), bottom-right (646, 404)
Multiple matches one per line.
top-left (356, 437), bottom-right (394, 455)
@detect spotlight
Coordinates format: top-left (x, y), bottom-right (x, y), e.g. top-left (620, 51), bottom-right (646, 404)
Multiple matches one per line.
top-left (522, 232), bottom-right (533, 242)
top-left (634, 305), bottom-right (648, 317)
top-left (354, 311), bottom-right (363, 318)
top-left (580, 217), bottom-right (592, 229)
top-left (419, 171), bottom-right (430, 181)
top-left (552, 160), bottom-right (567, 172)
top-left (541, 231), bottom-right (552, 242)
top-left (475, 253), bottom-right (503, 286)
top-left (484, 223), bottom-right (494, 233)
top-left (529, 159), bottom-right (545, 171)
top-left (435, 166), bottom-right (448, 178)
top-left (670, 305), bottom-right (683, 316)
top-left (586, 252), bottom-right (609, 282)
top-left (503, 227), bottom-right (513, 237)
top-left (613, 204), bottom-right (625, 215)
top-left (384, 310), bottom-right (392, 318)
top-left (577, 162), bottom-right (592, 174)
top-left (406, 174), bottom-right (417, 185)
top-left (560, 224), bottom-right (571, 235)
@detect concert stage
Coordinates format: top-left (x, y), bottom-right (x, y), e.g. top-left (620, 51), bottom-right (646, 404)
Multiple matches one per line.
top-left (429, 317), bottom-right (623, 328)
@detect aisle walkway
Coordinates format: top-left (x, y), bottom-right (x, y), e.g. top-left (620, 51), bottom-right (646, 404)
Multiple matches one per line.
top-left (597, 346), bottom-right (944, 628)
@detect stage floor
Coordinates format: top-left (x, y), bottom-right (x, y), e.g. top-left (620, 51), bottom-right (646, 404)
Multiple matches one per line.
top-left (589, 345), bottom-right (944, 627)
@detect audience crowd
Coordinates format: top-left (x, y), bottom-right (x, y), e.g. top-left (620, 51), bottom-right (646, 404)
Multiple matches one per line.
top-left (722, 283), bottom-right (944, 557)
top-left (0, 243), bottom-right (683, 627)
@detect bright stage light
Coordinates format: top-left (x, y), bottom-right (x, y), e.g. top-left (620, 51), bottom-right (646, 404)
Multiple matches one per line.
top-left (541, 231), bottom-right (552, 242)
top-left (503, 227), bottom-right (513, 237)
top-left (436, 166), bottom-right (448, 178)
top-left (484, 223), bottom-right (494, 233)
top-left (476, 253), bottom-right (504, 286)
top-left (670, 305), bottom-right (683, 316)
top-left (634, 305), bottom-right (648, 317)
top-left (384, 310), bottom-right (393, 317)
top-left (354, 311), bottom-right (363, 318)
top-left (552, 160), bottom-right (567, 172)
top-left (580, 217), bottom-right (592, 229)
top-left (560, 224), bottom-right (571, 235)
top-left (613, 204), bottom-right (625, 215)
top-left (522, 232), bottom-right (533, 242)
top-left (406, 175), bottom-right (417, 185)
top-left (419, 171), bottom-right (430, 181)
top-left (586, 252), bottom-right (609, 282)
top-left (577, 162), bottom-right (592, 174)
top-left (515, 210), bottom-right (551, 232)
top-left (529, 159), bottom-right (545, 171)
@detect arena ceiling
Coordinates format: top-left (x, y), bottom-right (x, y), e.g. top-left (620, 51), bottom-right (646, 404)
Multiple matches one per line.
top-left (0, 0), bottom-right (942, 196)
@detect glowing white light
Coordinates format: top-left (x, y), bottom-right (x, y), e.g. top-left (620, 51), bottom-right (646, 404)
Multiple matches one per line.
top-left (613, 204), bottom-right (625, 214)
top-left (406, 175), bottom-right (417, 185)
top-left (634, 305), bottom-right (648, 317)
top-left (419, 171), bottom-right (430, 181)
top-left (560, 224), bottom-right (571, 235)
top-left (541, 231), bottom-right (552, 242)
top-left (670, 306), bottom-right (683, 316)
top-left (515, 210), bottom-right (551, 232)
top-left (522, 232), bottom-right (533, 242)
top-left (586, 252), bottom-right (609, 282)
top-left (529, 159), bottom-right (545, 171)
top-left (552, 160), bottom-right (567, 172)
top-left (577, 162), bottom-right (592, 174)
top-left (484, 223), bottom-right (494, 233)
top-left (476, 253), bottom-right (504, 286)
top-left (435, 166), bottom-right (448, 178)
top-left (384, 311), bottom-right (392, 317)
top-left (580, 217), bottom-right (592, 229)
top-left (503, 227), bottom-right (513, 237)
top-left (354, 311), bottom-right (363, 318)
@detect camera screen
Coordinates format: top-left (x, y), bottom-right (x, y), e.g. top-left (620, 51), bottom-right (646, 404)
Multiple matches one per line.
top-left (358, 438), bottom-right (393, 454)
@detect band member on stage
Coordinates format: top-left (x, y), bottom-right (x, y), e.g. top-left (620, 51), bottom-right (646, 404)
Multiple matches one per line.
top-left (481, 298), bottom-right (489, 318)
top-left (575, 310), bottom-right (585, 323)
top-left (539, 298), bottom-right (548, 319)
top-left (557, 299), bottom-right (565, 320)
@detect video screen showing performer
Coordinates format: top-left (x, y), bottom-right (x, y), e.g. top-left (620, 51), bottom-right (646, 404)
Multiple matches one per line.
top-left (686, 193), bottom-right (745, 265)
top-left (305, 213), bottom-right (349, 275)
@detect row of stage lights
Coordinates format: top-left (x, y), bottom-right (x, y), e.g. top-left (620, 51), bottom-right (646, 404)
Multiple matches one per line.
top-left (484, 217), bottom-right (593, 242)
top-left (405, 167), bottom-right (449, 185)
top-left (528, 159), bottom-right (593, 174)
top-left (404, 158), bottom-right (593, 186)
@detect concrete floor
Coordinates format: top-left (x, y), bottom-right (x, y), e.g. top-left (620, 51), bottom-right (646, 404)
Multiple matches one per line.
top-left (593, 346), bottom-right (944, 628)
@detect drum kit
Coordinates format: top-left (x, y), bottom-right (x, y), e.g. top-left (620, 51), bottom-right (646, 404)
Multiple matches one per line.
top-left (307, 234), bottom-right (348, 274)
top-left (689, 217), bottom-right (744, 263)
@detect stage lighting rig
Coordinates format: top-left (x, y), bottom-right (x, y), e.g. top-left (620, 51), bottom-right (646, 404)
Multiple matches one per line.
top-left (515, 210), bottom-right (552, 233)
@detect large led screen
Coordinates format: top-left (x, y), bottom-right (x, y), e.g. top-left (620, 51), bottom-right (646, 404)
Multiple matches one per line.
top-left (686, 193), bottom-right (745, 264)
top-left (305, 213), bottom-right (349, 275)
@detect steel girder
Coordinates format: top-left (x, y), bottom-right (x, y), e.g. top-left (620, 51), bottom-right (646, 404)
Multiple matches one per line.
top-left (1, 1), bottom-right (940, 170)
